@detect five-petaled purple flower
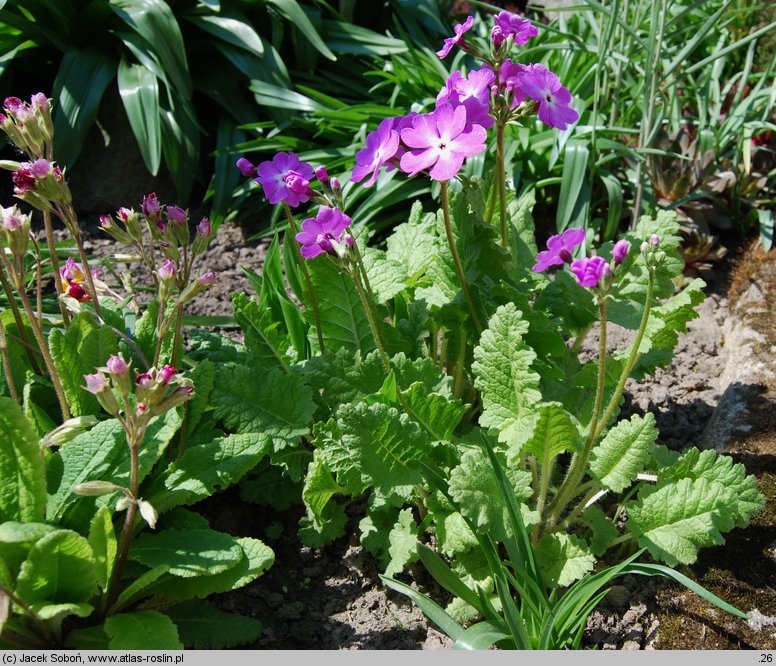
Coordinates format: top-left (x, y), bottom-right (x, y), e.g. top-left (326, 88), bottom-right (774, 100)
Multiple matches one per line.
top-left (491, 11), bottom-right (538, 47)
top-left (532, 227), bottom-right (586, 272)
top-left (400, 104), bottom-right (487, 181)
top-left (437, 15), bottom-right (474, 59)
top-left (516, 64), bottom-right (579, 131)
top-left (570, 256), bottom-right (610, 288)
top-left (256, 152), bottom-right (315, 207)
top-left (436, 68), bottom-right (495, 130)
top-left (295, 206), bottom-right (352, 259)
top-left (351, 117), bottom-right (400, 187)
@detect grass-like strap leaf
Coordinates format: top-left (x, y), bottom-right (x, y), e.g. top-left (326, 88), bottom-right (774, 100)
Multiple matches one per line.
top-left (52, 47), bottom-right (116, 167)
top-left (110, 0), bottom-right (191, 98)
top-left (117, 57), bottom-right (161, 175)
top-left (453, 621), bottom-right (510, 650)
top-left (417, 544), bottom-right (489, 619)
top-left (104, 611), bottom-right (182, 649)
top-left (0, 398), bottom-right (45, 523)
top-left (186, 13), bottom-right (263, 57)
top-left (165, 600), bottom-right (262, 649)
top-left (266, 0), bottom-right (336, 61)
top-left (379, 574), bottom-right (464, 641)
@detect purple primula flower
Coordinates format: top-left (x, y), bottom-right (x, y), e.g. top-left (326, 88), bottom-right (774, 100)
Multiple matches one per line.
top-left (570, 256), bottom-right (610, 288)
top-left (516, 64), bottom-right (579, 131)
top-left (295, 207), bottom-right (352, 259)
top-left (437, 15), bottom-right (474, 59)
top-left (351, 117), bottom-right (400, 187)
top-left (400, 103), bottom-right (487, 181)
top-left (455, 67), bottom-right (495, 105)
top-left (436, 69), bottom-right (496, 130)
top-left (532, 227), bottom-right (586, 272)
top-left (84, 373), bottom-right (108, 395)
top-left (491, 11), bottom-right (538, 47)
top-left (256, 152), bottom-right (315, 207)
top-left (613, 239), bottom-right (630, 265)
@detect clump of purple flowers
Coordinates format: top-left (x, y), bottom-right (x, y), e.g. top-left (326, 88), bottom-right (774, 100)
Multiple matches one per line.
top-left (533, 228), bottom-right (586, 272)
top-left (255, 152), bottom-right (316, 208)
top-left (295, 207), bottom-right (353, 259)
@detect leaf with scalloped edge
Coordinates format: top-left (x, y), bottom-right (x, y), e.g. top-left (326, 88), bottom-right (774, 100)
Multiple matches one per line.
top-left (384, 508), bottom-right (419, 577)
top-left (361, 247), bottom-right (407, 303)
top-left (626, 477), bottom-right (737, 565)
top-left (590, 413), bottom-right (657, 492)
top-left (658, 448), bottom-right (764, 528)
top-left (472, 303), bottom-right (542, 449)
top-left (535, 533), bottom-right (595, 588)
top-left (521, 403), bottom-right (580, 465)
top-left (165, 600), bottom-right (262, 649)
top-left (104, 610), bottom-right (182, 649)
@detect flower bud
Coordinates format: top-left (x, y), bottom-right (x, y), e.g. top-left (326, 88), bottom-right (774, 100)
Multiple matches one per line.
top-left (650, 234), bottom-right (660, 247)
top-left (236, 157), bottom-right (257, 178)
top-left (612, 239), bottom-right (630, 266)
top-left (166, 205), bottom-right (187, 224)
top-left (98, 214), bottom-right (133, 245)
top-left (640, 241), bottom-right (650, 254)
top-left (197, 271), bottom-right (216, 286)
top-left (176, 271), bottom-right (216, 306)
top-left (158, 258), bottom-right (175, 281)
top-left (315, 166), bottom-right (330, 186)
top-left (137, 499), bottom-right (158, 529)
top-left (118, 207), bottom-right (143, 242)
top-left (83, 372), bottom-right (120, 415)
top-left (73, 481), bottom-right (125, 497)
top-left (330, 177), bottom-right (341, 192)
top-left (106, 354), bottom-right (131, 396)
top-left (159, 365), bottom-right (177, 385)
top-left (192, 217), bottom-right (213, 256)
top-left (116, 496), bottom-right (130, 512)
top-left (142, 191), bottom-right (161, 218)
top-left (41, 415), bottom-right (98, 448)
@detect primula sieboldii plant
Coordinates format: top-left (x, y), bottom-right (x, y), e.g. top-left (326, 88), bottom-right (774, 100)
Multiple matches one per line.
top-left (233, 7), bottom-right (763, 650)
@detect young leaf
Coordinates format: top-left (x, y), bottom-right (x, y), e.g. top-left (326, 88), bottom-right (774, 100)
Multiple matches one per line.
top-left (165, 600), bottom-right (262, 649)
top-left (0, 397), bottom-right (45, 523)
top-left (535, 533), bottom-right (595, 588)
top-left (384, 508), bottom-right (419, 577)
top-left (232, 292), bottom-right (292, 371)
top-left (521, 403), bottom-right (580, 465)
top-left (360, 247), bottom-right (407, 303)
top-left (0, 522), bottom-right (56, 578)
top-left (88, 506), bottom-right (117, 592)
top-left (16, 530), bottom-right (97, 606)
top-left (472, 303), bottom-right (542, 449)
top-left (211, 364), bottom-right (315, 449)
top-left (385, 201), bottom-right (438, 280)
top-left (400, 383), bottom-right (467, 442)
top-left (626, 477), bottom-right (737, 565)
top-left (129, 528), bottom-right (243, 577)
top-left (589, 412), bottom-right (658, 493)
top-left (302, 451), bottom-right (346, 528)
top-left (48, 312), bottom-right (118, 416)
top-left (104, 611), bottom-right (183, 650)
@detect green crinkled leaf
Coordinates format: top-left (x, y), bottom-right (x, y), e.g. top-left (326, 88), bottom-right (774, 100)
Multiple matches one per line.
top-left (147, 536), bottom-right (273, 601)
top-left (535, 533), bottom-right (595, 588)
top-left (424, 492), bottom-right (478, 557)
top-left (581, 506), bottom-right (619, 557)
top-left (300, 348), bottom-right (384, 412)
top-left (0, 397), bottom-right (45, 523)
top-left (187, 329), bottom-right (249, 366)
top-left (33, 603), bottom-right (93, 622)
top-left (47, 410), bottom-right (181, 524)
top-left (88, 506), bottom-right (117, 592)
top-left (400, 383), bottom-right (466, 442)
top-left (507, 188), bottom-right (539, 271)
top-left (111, 565), bottom-right (170, 613)
top-left (302, 451), bottom-right (345, 528)
top-left (16, 530), bottom-right (97, 605)
top-left (385, 201), bottom-right (438, 281)
top-left (0, 311), bottom-right (33, 400)
top-left (232, 292), bottom-right (293, 370)
top-left (165, 600), bottom-right (262, 649)
top-left (534, 270), bottom-right (598, 334)
top-left (298, 501), bottom-right (347, 548)
top-left (317, 402), bottom-right (431, 504)
top-left (129, 528), bottom-right (243, 577)
top-left (590, 413), bottom-right (658, 492)
top-left (104, 611), bottom-right (182, 650)
top-left (184, 358), bottom-right (215, 439)
top-left (658, 448), bottom-right (764, 528)
top-left (49, 312), bottom-right (118, 416)
top-left (134, 299), bottom-right (176, 366)
top-left (361, 247), bottom-right (407, 303)
top-left (448, 447), bottom-right (532, 543)
top-left (306, 254), bottom-right (374, 355)
top-left (472, 303), bottom-right (542, 448)
top-left (239, 465), bottom-right (301, 511)
top-left (384, 508), bottom-right (419, 577)
top-left (145, 433), bottom-right (272, 513)
top-left (521, 403), bottom-right (580, 465)
top-left (359, 503), bottom-right (400, 568)
top-left (211, 364), bottom-right (314, 449)
top-left (626, 477), bottom-right (737, 565)
top-left (391, 353), bottom-right (454, 397)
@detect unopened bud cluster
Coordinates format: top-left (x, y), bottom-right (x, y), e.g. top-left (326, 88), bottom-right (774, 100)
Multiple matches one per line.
top-left (83, 354), bottom-right (194, 421)
top-left (641, 234), bottom-right (666, 270)
top-left (0, 94), bottom-right (53, 160)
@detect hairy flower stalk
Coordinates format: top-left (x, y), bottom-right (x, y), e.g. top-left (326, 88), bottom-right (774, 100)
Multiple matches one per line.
top-left (283, 202), bottom-right (325, 353)
top-left (440, 181), bottom-right (483, 334)
top-left (496, 121), bottom-right (508, 248)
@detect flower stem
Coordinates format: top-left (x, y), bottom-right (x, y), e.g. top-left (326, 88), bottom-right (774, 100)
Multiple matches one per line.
top-left (351, 268), bottom-right (391, 372)
top-left (452, 328), bottom-right (467, 399)
top-left (496, 122), bottom-right (509, 248)
top-left (440, 181), bottom-right (483, 335)
top-left (74, 231), bottom-right (102, 320)
top-left (0, 317), bottom-right (19, 402)
top-left (0, 263), bottom-right (42, 374)
top-left (282, 203), bottom-right (325, 354)
top-left (42, 209), bottom-right (69, 327)
top-left (0, 251), bottom-right (70, 420)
